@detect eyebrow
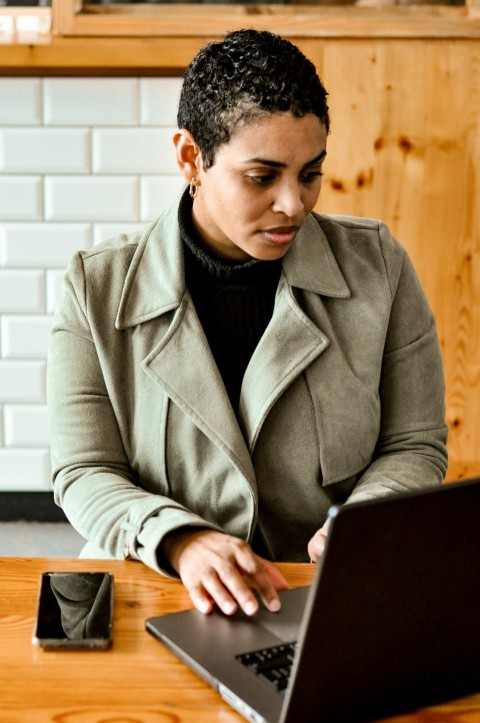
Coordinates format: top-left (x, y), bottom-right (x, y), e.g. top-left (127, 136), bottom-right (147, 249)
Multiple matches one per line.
top-left (244, 150), bottom-right (327, 169)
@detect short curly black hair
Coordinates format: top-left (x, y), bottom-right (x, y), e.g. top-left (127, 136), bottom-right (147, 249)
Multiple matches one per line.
top-left (177, 29), bottom-right (330, 170)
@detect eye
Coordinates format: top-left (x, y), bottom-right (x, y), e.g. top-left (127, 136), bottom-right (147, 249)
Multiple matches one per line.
top-left (246, 172), bottom-right (277, 187)
top-left (300, 170), bottom-right (324, 184)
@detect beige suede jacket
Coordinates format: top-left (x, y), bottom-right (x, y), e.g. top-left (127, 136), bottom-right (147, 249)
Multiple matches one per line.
top-left (47, 197), bottom-right (448, 573)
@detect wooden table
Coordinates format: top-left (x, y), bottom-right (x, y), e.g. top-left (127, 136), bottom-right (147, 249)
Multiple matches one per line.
top-left (1, 557), bottom-right (479, 722)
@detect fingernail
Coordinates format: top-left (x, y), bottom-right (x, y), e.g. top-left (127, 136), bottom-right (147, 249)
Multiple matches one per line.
top-left (223, 601), bottom-right (236, 615)
top-left (245, 600), bottom-right (258, 616)
top-left (269, 599), bottom-right (281, 613)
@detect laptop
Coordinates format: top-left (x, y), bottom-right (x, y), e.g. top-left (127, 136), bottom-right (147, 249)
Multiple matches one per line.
top-left (146, 477), bottom-right (480, 722)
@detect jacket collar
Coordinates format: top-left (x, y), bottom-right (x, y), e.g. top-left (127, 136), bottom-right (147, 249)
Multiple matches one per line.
top-left (115, 199), bottom-right (185, 330)
top-left (283, 213), bottom-right (351, 299)
top-left (116, 202), bottom-right (350, 330)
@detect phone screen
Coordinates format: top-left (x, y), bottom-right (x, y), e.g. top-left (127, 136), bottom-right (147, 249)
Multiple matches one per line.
top-left (32, 572), bottom-right (114, 650)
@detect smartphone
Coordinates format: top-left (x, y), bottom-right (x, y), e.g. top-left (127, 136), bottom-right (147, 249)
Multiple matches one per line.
top-left (32, 571), bottom-right (114, 650)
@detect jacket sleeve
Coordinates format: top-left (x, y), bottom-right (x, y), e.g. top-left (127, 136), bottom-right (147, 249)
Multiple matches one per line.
top-left (47, 253), bottom-right (220, 576)
top-left (347, 223), bottom-right (448, 504)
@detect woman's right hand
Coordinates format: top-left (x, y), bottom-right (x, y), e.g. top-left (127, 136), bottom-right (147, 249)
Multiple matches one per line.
top-left (162, 528), bottom-right (289, 617)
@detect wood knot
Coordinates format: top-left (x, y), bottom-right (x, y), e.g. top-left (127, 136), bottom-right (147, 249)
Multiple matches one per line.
top-left (330, 179), bottom-right (346, 192)
top-left (356, 169), bottom-right (373, 189)
top-left (398, 136), bottom-right (413, 153)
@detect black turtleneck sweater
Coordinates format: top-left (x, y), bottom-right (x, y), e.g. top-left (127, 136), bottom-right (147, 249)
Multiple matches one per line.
top-left (178, 190), bottom-right (282, 414)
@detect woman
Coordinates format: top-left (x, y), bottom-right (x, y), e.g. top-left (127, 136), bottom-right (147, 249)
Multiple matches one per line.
top-left (48, 29), bottom-right (448, 618)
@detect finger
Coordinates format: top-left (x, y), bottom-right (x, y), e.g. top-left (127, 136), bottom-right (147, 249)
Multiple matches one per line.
top-left (215, 562), bottom-right (262, 616)
top-left (307, 530), bottom-right (327, 563)
top-left (233, 550), bottom-right (284, 613)
top-left (211, 539), bottom-right (265, 613)
top-left (247, 565), bottom-right (284, 613)
top-left (261, 559), bottom-right (289, 591)
top-left (200, 567), bottom-right (244, 616)
top-left (188, 584), bottom-right (215, 615)
top-left (198, 551), bottom-right (260, 616)
top-left (231, 545), bottom-right (290, 613)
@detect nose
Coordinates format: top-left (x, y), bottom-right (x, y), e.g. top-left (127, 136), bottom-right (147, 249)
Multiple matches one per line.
top-left (271, 181), bottom-right (305, 218)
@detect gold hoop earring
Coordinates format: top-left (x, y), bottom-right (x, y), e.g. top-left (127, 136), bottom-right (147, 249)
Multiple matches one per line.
top-left (189, 178), bottom-right (199, 199)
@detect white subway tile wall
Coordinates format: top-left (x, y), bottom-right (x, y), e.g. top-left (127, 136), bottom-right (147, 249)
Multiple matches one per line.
top-left (0, 79), bottom-right (41, 126)
top-left (0, 128), bottom-right (90, 174)
top-left (0, 76), bottom-right (184, 491)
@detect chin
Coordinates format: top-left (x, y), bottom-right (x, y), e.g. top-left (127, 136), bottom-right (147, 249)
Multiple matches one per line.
top-left (255, 245), bottom-right (291, 261)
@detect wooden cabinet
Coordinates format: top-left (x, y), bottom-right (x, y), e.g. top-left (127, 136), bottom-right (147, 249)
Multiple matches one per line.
top-left (51, 0), bottom-right (480, 39)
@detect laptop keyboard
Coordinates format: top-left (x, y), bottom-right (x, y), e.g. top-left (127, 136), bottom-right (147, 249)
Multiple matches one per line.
top-left (236, 641), bottom-right (297, 695)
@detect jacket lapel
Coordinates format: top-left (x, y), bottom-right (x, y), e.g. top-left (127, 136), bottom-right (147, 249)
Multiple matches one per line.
top-left (240, 214), bottom-right (351, 450)
top-left (143, 296), bottom-right (255, 483)
top-left (115, 199), bottom-right (255, 485)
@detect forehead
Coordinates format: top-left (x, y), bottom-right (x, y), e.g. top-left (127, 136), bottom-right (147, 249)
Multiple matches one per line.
top-left (216, 112), bottom-right (327, 165)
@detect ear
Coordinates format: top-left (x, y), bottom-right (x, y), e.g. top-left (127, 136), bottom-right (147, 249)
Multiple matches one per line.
top-left (173, 129), bottom-right (202, 182)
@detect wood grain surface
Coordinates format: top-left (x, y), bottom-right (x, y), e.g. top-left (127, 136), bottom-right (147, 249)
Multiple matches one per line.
top-left (0, 558), bottom-right (310, 722)
top-left (1, 557), bottom-right (479, 722)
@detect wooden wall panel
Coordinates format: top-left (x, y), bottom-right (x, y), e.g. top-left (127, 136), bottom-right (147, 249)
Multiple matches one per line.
top-left (302, 38), bottom-right (480, 480)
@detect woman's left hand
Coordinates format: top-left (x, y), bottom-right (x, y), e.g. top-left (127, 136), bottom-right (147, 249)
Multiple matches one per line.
top-left (307, 518), bottom-right (331, 563)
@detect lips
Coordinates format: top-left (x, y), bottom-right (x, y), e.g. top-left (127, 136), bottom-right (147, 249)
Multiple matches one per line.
top-left (260, 226), bottom-right (300, 245)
